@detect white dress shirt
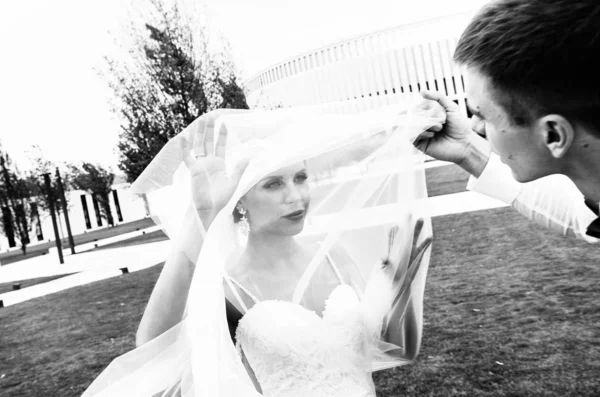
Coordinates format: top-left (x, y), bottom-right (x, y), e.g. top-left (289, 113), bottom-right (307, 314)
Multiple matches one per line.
top-left (466, 153), bottom-right (598, 243)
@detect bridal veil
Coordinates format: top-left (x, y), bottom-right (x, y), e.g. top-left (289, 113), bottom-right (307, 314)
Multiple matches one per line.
top-left (82, 101), bottom-right (441, 396)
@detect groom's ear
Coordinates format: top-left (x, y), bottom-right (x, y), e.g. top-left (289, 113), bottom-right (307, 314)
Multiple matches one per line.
top-left (539, 114), bottom-right (575, 159)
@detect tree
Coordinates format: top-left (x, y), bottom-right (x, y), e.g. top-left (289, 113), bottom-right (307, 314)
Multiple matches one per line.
top-left (24, 145), bottom-right (71, 217)
top-left (69, 163), bottom-right (115, 227)
top-left (0, 149), bottom-right (34, 254)
top-left (104, 0), bottom-right (248, 183)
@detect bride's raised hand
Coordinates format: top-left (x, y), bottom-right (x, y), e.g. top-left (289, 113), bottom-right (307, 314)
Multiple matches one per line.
top-left (181, 109), bottom-right (249, 229)
top-left (383, 218), bottom-right (432, 307)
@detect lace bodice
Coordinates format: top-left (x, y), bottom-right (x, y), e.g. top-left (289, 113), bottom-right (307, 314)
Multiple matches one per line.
top-left (235, 284), bottom-right (375, 397)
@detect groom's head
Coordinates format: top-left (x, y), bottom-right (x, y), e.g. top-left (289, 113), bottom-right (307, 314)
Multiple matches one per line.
top-left (454, 0), bottom-right (600, 182)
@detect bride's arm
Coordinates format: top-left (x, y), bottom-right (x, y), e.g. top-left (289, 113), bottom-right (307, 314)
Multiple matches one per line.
top-left (136, 110), bottom-right (248, 347)
top-left (135, 251), bottom-right (195, 347)
top-left (136, 206), bottom-right (203, 347)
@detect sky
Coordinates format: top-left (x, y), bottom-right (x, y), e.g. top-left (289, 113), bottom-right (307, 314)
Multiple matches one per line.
top-left (0, 0), bottom-right (485, 173)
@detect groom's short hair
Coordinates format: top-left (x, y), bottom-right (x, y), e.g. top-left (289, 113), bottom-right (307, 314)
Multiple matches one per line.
top-left (454, 0), bottom-right (600, 134)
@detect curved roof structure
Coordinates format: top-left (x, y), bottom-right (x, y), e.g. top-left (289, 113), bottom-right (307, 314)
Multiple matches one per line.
top-left (244, 12), bottom-right (475, 115)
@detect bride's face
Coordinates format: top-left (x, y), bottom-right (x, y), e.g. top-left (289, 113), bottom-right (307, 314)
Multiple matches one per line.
top-left (240, 162), bottom-right (310, 236)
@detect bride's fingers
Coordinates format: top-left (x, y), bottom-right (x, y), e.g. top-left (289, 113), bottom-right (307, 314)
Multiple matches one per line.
top-left (403, 237), bottom-right (432, 286)
top-left (192, 117), bottom-right (207, 158)
top-left (410, 218), bottom-right (425, 262)
top-left (393, 228), bottom-right (430, 285)
top-left (203, 115), bottom-right (216, 157)
top-left (179, 136), bottom-right (196, 170)
top-left (387, 226), bottom-right (413, 284)
top-left (215, 123), bottom-right (228, 159)
top-left (392, 237), bottom-right (432, 308)
top-left (413, 218), bottom-right (424, 238)
top-left (386, 225), bottom-right (403, 266)
top-left (387, 225), bottom-right (399, 254)
top-left (229, 157), bottom-right (250, 183)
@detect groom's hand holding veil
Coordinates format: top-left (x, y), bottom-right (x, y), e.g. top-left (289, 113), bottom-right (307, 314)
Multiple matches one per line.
top-left (181, 109), bottom-right (250, 229)
top-left (413, 90), bottom-right (491, 178)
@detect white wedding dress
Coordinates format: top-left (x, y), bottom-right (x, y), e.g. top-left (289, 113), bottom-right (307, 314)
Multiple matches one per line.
top-left (226, 255), bottom-right (377, 397)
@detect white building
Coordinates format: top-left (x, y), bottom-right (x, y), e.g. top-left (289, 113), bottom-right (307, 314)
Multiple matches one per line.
top-left (0, 181), bottom-right (148, 252)
top-left (244, 12), bottom-right (474, 116)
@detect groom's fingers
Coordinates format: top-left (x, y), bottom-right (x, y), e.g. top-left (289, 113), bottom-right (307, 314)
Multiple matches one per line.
top-left (421, 90), bottom-right (459, 113)
top-left (413, 137), bottom-right (431, 154)
top-left (418, 131), bottom-right (436, 139)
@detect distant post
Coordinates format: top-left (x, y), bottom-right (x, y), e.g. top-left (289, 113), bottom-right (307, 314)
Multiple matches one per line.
top-left (55, 168), bottom-right (75, 254)
top-left (43, 173), bottom-right (63, 264)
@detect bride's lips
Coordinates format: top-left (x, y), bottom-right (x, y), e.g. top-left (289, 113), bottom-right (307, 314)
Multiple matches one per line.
top-left (282, 210), bottom-right (305, 221)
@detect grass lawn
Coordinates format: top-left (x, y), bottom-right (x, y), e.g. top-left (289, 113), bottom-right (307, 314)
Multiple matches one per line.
top-left (1, 206), bottom-right (599, 396)
top-left (425, 164), bottom-right (471, 197)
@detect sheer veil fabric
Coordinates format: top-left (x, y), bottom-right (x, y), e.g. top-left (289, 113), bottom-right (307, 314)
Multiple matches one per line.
top-left (82, 103), bottom-right (440, 396)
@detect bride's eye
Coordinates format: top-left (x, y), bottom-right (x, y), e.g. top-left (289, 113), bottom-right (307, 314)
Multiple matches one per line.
top-left (294, 173), bottom-right (308, 183)
top-left (264, 180), bottom-right (282, 189)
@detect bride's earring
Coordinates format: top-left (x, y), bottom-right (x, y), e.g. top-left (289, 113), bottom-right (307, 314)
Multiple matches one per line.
top-left (237, 205), bottom-right (250, 236)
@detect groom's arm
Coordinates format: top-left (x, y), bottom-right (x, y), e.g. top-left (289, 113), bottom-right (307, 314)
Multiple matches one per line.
top-left (467, 153), bottom-right (598, 243)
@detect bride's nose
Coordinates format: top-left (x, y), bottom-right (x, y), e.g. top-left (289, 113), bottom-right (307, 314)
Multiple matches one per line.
top-left (283, 183), bottom-right (303, 204)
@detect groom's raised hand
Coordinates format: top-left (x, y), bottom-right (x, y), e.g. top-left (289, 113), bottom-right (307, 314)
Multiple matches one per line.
top-left (413, 90), bottom-right (491, 178)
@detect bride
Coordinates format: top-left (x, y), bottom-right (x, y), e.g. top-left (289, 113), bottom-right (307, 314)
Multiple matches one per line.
top-left (82, 103), bottom-right (442, 397)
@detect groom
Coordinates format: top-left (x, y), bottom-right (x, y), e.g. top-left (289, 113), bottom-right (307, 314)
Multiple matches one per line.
top-left (415, 0), bottom-right (600, 242)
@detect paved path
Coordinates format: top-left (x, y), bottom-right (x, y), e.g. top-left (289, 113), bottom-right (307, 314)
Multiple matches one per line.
top-left (0, 225), bottom-right (169, 308)
top-left (0, 241), bottom-right (170, 307)
top-left (0, 164), bottom-right (508, 308)
top-left (0, 225), bottom-right (164, 283)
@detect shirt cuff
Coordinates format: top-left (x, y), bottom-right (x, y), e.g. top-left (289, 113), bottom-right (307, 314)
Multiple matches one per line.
top-left (466, 153), bottom-right (523, 204)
